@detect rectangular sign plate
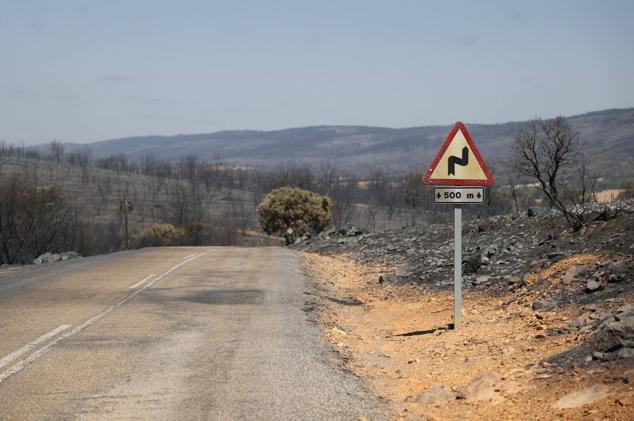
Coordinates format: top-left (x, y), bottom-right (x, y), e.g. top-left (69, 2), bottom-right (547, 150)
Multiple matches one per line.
top-left (434, 187), bottom-right (484, 204)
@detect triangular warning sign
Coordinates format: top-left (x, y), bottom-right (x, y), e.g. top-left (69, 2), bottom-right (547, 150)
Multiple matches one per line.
top-left (423, 122), bottom-right (494, 186)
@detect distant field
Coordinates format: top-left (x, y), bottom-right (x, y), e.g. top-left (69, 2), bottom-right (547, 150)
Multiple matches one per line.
top-left (596, 189), bottom-right (624, 203)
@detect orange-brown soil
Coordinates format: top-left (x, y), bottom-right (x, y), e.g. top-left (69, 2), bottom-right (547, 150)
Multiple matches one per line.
top-left (301, 252), bottom-right (634, 420)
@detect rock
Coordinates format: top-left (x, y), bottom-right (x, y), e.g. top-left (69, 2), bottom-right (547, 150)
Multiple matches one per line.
top-left (588, 312), bottom-right (602, 321)
top-left (616, 347), bottom-right (634, 359)
top-left (523, 273), bottom-right (533, 284)
top-left (547, 252), bottom-right (565, 261)
top-left (585, 308), bottom-right (634, 354)
top-left (463, 256), bottom-right (481, 274)
top-left (484, 245), bottom-right (498, 258)
top-left (378, 274), bottom-right (396, 284)
top-left (563, 265), bottom-right (585, 285)
top-left (568, 316), bottom-right (587, 330)
top-left (592, 351), bottom-right (617, 361)
top-left (585, 279), bottom-right (604, 293)
top-left (608, 273), bottom-right (624, 283)
top-left (347, 226), bottom-right (363, 237)
top-left (474, 275), bottom-right (490, 286)
top-left (414, 384), bottom-right (457, 404)
top-left (532, 298), bottom-right (558, 312)
top-left (33, 252), bottom-right (62, 264)
top-left (330, 326), bottom-right (348, 336)
top-left (606, 261), bottom-right (625, 275)
top-left (395, 269), bottom-right (414, 277)
top-left (551, 385), bottom-right (609, 409)
top-left (458, 372), bottom-right (503, 402)
top-left (507, 276), bottom-right (525, 289)
top-left (60, 251), bottom-right (80, 260)
top-left (607, 312), bottom-right (634, 348)
top-left (295, 197), bottom-right (634, 299)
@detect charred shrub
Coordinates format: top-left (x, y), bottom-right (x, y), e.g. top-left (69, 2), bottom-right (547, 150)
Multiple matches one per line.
top-left (0, 177), bottom-right (77, 264)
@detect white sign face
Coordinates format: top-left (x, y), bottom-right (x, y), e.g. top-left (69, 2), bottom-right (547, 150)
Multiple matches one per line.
top-left (434, 187), bottom-right (484, 204)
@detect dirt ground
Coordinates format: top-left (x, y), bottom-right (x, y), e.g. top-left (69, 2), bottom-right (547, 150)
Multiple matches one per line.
top-left (301, 252), bottom-right (634, 421)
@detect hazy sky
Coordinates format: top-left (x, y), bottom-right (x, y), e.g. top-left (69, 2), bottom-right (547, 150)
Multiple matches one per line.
top-left (1, 0), bottom-right (633, 144)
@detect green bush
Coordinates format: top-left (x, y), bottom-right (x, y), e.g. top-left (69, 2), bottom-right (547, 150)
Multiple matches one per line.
top-left (133, 223), bottom-right (185, 248)
top-left (256, 187), bottom-right (332, 244)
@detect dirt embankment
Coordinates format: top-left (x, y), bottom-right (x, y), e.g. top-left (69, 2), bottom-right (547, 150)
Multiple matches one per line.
top-left (300, 203), bottom-right (633, 420)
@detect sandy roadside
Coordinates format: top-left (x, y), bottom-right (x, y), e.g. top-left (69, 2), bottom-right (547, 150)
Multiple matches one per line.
top-left (301, 252), bottom-right (634, 420)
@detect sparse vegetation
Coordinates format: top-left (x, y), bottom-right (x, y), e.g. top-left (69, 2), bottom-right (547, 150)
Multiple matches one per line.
top-left (133, 223), bottom-right (186, 248)
top-left (617, 181), bottom-right (634, 200)
top-left (514, 117), bottom-right (585, 229)
top-left (0, 109), bottom-right (628, 261)
top-left (0, 141), bottom-right (522, 257)
top-left (0, 177), bottom-right (77, 264)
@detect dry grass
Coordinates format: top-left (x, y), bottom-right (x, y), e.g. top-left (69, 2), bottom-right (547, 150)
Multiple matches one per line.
top-left (596, 189), bottom-right (624, 203)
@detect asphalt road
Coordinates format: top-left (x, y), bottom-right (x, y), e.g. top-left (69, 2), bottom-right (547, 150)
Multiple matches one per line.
top-left (0, 247), bottom-right (385, 420)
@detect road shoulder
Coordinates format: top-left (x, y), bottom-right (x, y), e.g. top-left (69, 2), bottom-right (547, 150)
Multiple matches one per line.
top-left (300, 251), bottom-right (634, 421)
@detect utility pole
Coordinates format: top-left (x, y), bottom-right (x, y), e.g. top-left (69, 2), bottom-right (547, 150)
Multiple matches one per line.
top-left (120, 199), bottom-right (133, 249)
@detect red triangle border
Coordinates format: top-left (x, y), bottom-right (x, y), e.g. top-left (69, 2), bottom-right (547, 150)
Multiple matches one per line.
top-left (422, 121), bottom-right (494, 186)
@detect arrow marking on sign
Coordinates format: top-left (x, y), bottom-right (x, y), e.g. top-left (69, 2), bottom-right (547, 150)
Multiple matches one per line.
top-left (447, 146), bottom-right (469, 176)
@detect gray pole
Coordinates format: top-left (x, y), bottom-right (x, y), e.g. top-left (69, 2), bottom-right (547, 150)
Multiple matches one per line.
top-left (124, 211), bottom-right (129, 250)
top-left (454, 206), bottom-right (462, 329)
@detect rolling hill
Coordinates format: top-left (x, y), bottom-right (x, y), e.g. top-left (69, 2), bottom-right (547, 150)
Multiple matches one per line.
top-left (50, 108), bottom-right (634, 176)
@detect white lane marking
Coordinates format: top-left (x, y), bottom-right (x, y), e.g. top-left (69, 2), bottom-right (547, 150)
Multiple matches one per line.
top-left (0, 252), bottom-right (207, 385)
top-left (0, 325), bottom-right (71, 370)
top-left (129, 274), bottom-right (155, 289)
top-left (182, 254), bottom-right (195, 260)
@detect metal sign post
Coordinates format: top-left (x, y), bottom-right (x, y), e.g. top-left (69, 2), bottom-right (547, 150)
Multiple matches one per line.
top-left (422, 122), bottom-right (495, 330)
top-left (453, 207), bottom-right (462, 328)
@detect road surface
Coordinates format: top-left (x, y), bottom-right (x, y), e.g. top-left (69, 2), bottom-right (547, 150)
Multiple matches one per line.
top-left (0, 247), bottom-right (385, 420)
